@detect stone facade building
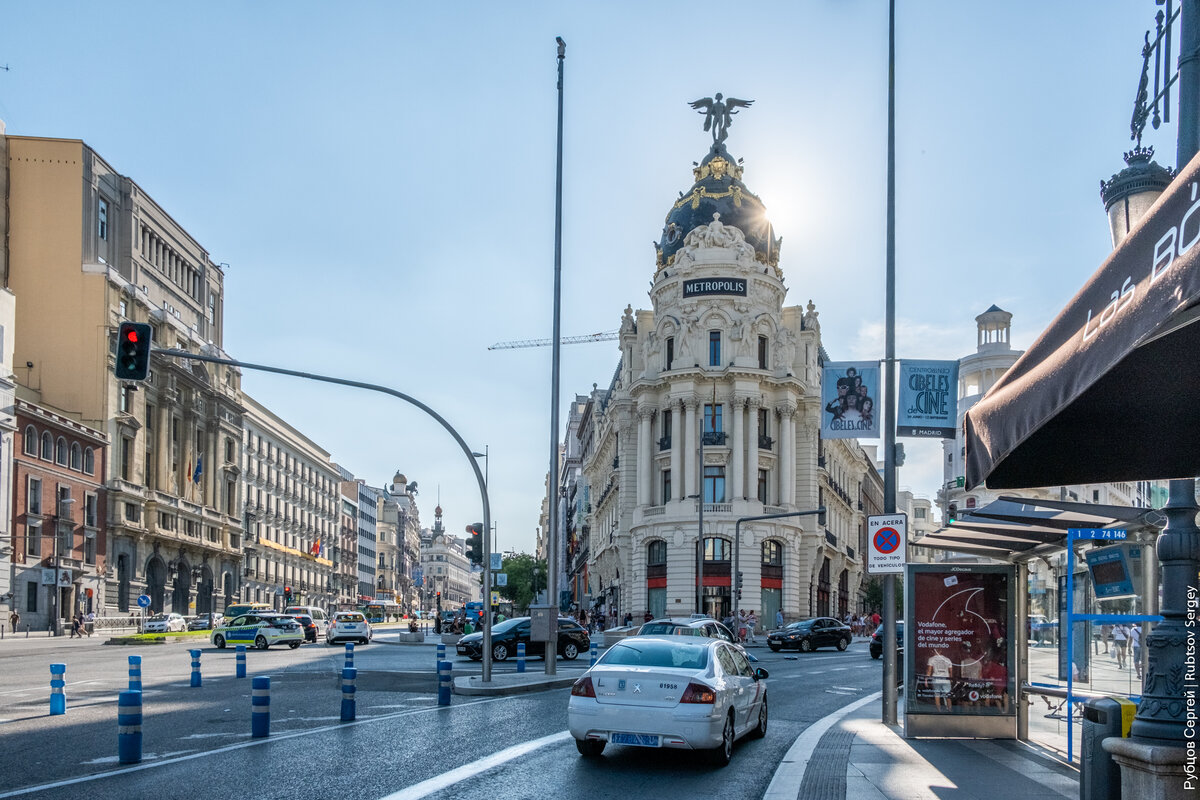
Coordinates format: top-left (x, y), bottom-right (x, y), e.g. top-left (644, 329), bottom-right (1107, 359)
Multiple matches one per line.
top-left (5, 135), bottom-right (245, 617)
top-left (576, 139), bottom-right (871, 628)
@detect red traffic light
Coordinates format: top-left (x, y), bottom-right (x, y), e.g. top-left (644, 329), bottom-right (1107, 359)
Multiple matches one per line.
top-left (285, 586), bottom-right (291, 593)
top-left (124, 329), bottom-right (139, 343)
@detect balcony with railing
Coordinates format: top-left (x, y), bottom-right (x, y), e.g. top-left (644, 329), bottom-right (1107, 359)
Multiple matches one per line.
top-left (701, 431), bottom-right (726, 446)
top-left (758, 435), bottom-right (773, 451)
top-left (658, 436), bottom-right (671, 452)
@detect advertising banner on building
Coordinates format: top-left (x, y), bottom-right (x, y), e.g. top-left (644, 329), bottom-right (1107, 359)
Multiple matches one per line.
top-left (898, 360), bottom-right (959, 438)
top-left (821, 361), bottom-right (880, 439)
top-left (905, 564), bottom-right (1014, 721)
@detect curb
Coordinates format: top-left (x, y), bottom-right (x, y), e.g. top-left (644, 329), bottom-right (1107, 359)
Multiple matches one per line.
top-left (453, 675), bottom-right (578, 696)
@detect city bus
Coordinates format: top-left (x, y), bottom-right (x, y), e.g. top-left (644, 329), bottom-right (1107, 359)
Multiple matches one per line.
top-left (362, 599), bottom-right (401, 623)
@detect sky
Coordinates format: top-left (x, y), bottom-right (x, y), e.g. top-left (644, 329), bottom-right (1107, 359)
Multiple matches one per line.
top-left (0, 1), bottom-right (1178, 554)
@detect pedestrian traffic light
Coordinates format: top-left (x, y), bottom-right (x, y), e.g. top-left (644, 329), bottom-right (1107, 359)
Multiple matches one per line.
top-left (465, 523), bottom-right (484, 566)
top-left (115, 322), bottom-right (153, 381)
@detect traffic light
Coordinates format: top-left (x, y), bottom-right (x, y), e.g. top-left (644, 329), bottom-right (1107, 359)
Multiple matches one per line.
top-left (947, 503), bottom-right (958, 525)
top-left (115, 322), bottom-right (153, 381)
top-left (284, 586), bottom-right (293, 603)
top-left (465, 523), bottom-right (484, 566)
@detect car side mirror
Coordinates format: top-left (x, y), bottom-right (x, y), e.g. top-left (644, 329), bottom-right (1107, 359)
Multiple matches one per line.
top-left (754, 667), bottom-right (769, 680)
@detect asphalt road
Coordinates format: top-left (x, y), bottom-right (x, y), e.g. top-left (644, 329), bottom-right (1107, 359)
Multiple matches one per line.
top-left (0, 632), bottom-right (884, 800)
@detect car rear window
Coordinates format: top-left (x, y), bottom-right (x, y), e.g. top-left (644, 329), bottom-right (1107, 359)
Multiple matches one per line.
top-left (338, 614), bottom-right (365, 623)
top-left (602, 640), bottom-right (709, 670)
top-left (268, 618), bottom-right (296, 628)
top-left (638, 622), bottom-right (678, 635)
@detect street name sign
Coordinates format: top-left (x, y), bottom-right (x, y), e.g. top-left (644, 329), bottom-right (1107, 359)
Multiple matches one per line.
top-left (868, 514), bottom-right (907, 574)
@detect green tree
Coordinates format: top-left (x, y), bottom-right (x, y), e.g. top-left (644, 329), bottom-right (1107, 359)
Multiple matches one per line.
top-left (861, 575), bottom-right (904, 616)
top-left (496, 553), bottom-right (547, 614)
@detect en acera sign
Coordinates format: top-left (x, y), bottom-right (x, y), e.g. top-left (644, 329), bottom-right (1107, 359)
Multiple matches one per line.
top-left (868, 514), bottom-right (907, 574)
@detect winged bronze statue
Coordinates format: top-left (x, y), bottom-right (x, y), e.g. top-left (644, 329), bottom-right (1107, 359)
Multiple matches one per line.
top-left (689, 93), bottom-right (754, 144)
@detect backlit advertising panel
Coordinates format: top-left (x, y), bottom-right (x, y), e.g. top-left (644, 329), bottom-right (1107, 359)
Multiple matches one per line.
top-left (905, 565), bottom-right (1015, 721)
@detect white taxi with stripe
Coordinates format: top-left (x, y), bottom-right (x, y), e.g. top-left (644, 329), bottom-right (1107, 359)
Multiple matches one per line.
top-left (211, 613), bottom-right (304, 650)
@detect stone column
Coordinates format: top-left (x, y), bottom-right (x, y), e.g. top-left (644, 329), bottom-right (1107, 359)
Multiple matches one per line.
top-left (683, 397), bottom-right (698, 501)
top-left (780, 403), bottom-right (797, 506)
top-left (670, 399), bottom-right (682, 503)
top-left (636, 407), bottom-right (652, 506)
top-left (747, 398), bottom-right (760, 504)
top-left (156, 403), bottom-right (170, 494)
top-left (206, 423), bottom-right (218, 509)
top-left (730, 396), bottom-right (746, 500)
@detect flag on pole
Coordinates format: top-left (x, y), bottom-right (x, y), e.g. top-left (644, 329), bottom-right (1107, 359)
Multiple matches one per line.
top-left (193, 455), bottom-right (203, 484)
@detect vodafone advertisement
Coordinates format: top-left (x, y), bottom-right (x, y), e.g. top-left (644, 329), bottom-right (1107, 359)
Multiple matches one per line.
top-left (906, 565), bottom-right (1015, 717)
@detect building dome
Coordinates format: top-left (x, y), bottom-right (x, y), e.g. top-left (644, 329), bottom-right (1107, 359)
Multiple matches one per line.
top-left (656, 143), bottom-right (781, 270)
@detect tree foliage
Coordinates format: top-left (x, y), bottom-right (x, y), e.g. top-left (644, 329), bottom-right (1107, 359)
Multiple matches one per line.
top-left (496, 553), bottom-right (547, 614)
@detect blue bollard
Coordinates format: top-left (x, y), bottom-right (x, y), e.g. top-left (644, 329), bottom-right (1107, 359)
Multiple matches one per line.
top-left (251, 676), bottom-right (270, 738)
top-left (49, 663), bottom-right (66, 715)
top-left (590, 641), bottom-right (598, 667)
top-left (189, 649), bottom-right (202, 687)
top-left (235, 645), bottom-right (246, 678)
top-left (344, 642), bottom-right (354, 670)
top-left (517, 642), bottom-right (526, 673)
top-left (436, 642), bottom-right (445, 664)
top-left (128, 655), bottom-right (142, 691)
top-left (341, 667), bottom-right (357, 722)
top-left (437, 660), bottom-right (451, 706)
top-left (117, 690), bottom-right (143, 764)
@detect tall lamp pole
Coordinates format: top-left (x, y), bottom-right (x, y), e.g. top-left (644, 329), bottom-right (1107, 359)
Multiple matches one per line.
top-left (544, 35), bottom-right (566, 677)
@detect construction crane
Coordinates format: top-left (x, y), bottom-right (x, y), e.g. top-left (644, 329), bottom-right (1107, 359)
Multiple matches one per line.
top-left (488, 330), bottom-right (619, 350)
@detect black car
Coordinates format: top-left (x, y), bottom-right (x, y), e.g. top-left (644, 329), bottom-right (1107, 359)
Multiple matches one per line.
top-left (870, 621), bottom-right (904, 659)
top-left (456, 616), bottom-right (591, 661)
top-left (289, 613), bottom-right (319, 643)
top-left (767, 616), bottom-right (852, 652)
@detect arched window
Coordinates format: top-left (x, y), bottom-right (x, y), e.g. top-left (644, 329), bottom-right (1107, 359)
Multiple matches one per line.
top-left (647, 540), bottom-right (667, 566)
top-left (55, 437), bottom-right (68, 465)
top-left (70, 443), bottom-right (82, 470)
top-left (23, 426), bottom-right (37, 456)
top-left (761, 540), bottom-right (782, 566)
top-left (41, 432), bottom-right (53, 460)
top-left (83, 448), bottom-right (96, 475)
top-left (703, 537), bottom-right (731, 562)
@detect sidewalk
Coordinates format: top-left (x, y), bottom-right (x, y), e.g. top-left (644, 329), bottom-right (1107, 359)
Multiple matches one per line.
top-left (768, 691), bottom-right (1080, 800)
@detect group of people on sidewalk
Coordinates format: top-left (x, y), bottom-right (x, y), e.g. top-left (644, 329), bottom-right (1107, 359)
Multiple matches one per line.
top-left (1093, 622), bottom-right (1142, 676)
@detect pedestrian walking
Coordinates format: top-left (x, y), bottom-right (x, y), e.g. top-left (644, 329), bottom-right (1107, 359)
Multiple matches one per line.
top-left (623, 612), bottom-right (632, 628)
top-left (871, 610), bottom-right (881, 629)
top-left (737, 609), bottom-right (749, 643)
top-left (1130, 624), bottom-right (1142, 678)
top-left (8, 610), bottom-right (19, 634)
top-left (70, 612), bottom-right (85, 639)
top-left (747, 610), bottom-right (758, 643)
top-left (775, 609), bottom-right (784, 630)
top-left (1112, 623), bottom-right (1128, 669)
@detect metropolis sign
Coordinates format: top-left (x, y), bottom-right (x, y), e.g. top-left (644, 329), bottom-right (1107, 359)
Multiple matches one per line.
top-left (683, 278), bottom-right (747, 298)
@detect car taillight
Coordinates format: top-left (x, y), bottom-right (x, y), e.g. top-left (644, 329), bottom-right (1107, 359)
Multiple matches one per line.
top-left (571, 677), bottom-right (596, 698)
top-left (680, 682), bottom-right (716, 704)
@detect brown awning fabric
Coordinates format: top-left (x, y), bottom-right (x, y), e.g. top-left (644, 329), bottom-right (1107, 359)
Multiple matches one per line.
top-left (964, 151), bottom-right (1200, 490)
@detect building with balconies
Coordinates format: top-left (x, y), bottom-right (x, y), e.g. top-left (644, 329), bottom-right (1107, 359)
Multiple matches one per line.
top-left (573, 136), bottom-right (872, 628)
top-left (419, 505), bottom-right (475, 611)
top-left (240, 395), bottom-right (339, 611)
top-left (4, 134), bottom-right (245, 617)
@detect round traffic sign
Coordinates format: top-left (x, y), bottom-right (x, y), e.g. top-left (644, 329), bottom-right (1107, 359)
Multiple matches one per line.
top-left (873, 527), bottom-right (901, 554)
top-left (137, 594), bottom-right (151, 608)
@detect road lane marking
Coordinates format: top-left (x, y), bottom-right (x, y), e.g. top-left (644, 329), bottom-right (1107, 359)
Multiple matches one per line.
top-left (376, 731), bottom-right (571, 800)
top-left (0, 696), bottom-right (508, 798)
top-left (763, 690), bottom-right (882, 800)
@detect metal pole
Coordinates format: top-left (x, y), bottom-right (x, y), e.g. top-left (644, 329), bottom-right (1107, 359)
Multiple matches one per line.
top-left (545, 35), bottom-right (566, 676)
top-left (697, 398), bottom-right (705, 615)
top-left (733, 507), bottom-right (827, 625)
top-left (882, 0), bottom-right (899, 726)
top-left (151, 347), bottom-right (492, 677)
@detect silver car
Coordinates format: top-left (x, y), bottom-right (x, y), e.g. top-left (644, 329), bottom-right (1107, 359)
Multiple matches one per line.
top-left (567, 636), bottom-right (768, 766)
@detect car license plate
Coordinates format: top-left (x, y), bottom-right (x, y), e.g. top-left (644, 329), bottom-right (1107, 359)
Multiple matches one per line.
top-left (610, 732), bottom-right (660, 747)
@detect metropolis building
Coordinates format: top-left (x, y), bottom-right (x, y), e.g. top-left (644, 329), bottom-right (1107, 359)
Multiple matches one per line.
top-left (576, 131), bottom-right (873, 626)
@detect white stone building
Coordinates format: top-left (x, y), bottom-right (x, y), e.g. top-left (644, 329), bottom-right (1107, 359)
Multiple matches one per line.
top-left (576, 139), bottom-right (872, 628)
top-left (419, 505), bottom-right (476, 611)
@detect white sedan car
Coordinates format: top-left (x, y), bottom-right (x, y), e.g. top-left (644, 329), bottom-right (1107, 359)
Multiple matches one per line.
top-left (326, 612), bottom-right (372, 645)
top-left (143, 613), bottom-right (187, 633)
top-left (568, 636), bottom-right (768, 766)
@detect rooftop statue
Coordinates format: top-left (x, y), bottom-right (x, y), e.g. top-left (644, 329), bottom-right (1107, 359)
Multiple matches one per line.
top-left (689, 93), bottom-right (754, 145)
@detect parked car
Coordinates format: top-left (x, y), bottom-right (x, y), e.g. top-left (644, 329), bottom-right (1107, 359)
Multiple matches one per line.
top-left (568, 636), bottom-right (768, 766)
top-left (211, 613), bottom-right (304, 650)
top-left (870, 621), bottom-right (905, 660)
top-left (144, 613), bottom-right (187, 633)
top-left (187, 613), bottom-right (224, 631)
top-left (638, 617), bottom-right (738, 644)
top-left (456, 616), bottom-right (591, 661)
top-left (767, 617), bottom-right (852, 652)
top-left (288, 613), bottom-right (319, 643)
top-left (327, 612), bottom-right (372, 645)
top-left (284, 606), bottom-right (328, 629)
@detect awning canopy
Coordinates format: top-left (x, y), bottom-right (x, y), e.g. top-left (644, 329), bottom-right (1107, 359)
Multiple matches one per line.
top-left (911, 497), bottom-right (1161, 564)
top-left (964, 151), bottom-right (1200, 490)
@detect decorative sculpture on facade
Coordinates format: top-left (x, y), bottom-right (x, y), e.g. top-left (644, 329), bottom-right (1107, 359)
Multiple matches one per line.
top-left (688, 93), bottom-right (754, 145)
